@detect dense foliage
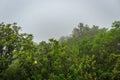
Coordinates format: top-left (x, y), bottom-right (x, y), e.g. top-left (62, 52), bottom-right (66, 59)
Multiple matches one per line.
top-left (0, 21), bottom-right (120, 80)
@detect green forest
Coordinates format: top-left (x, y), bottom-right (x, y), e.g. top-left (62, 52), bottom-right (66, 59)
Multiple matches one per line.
top-left (0, 21), bottom-right (120, 80)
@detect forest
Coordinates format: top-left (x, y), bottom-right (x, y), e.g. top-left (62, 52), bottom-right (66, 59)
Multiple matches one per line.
top-left (0, 21), bottom-right (120, 80)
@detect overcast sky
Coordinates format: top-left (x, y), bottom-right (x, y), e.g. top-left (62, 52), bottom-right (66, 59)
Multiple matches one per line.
top-left (0, 0), bottom-right (120, 42)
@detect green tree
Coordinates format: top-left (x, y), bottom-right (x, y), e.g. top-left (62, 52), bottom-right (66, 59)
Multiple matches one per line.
top-left (0, 23), bottom-right (35, 79)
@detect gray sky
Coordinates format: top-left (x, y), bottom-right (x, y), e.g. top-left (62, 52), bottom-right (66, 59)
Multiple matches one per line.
top-left (0, 0), bottom-right (120, 42)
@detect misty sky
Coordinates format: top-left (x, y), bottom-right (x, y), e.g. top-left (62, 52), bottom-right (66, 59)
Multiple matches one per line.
top-left (0, 0), bottom-right (120, 42)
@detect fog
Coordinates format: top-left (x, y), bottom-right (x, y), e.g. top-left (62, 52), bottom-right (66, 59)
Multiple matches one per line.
top-left (0, 0), bottom-right (120, 42)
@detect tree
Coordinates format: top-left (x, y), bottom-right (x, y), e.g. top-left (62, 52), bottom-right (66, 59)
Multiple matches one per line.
top-left (0, 23), bottom-right (35, 79)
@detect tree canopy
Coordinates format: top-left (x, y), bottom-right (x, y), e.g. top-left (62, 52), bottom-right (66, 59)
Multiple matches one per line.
top-left (0, 21), bottom-right (120, 80)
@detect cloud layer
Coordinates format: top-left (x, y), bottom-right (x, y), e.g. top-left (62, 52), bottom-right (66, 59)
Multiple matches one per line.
top-left (0, 0), bottom-right (120, 42)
